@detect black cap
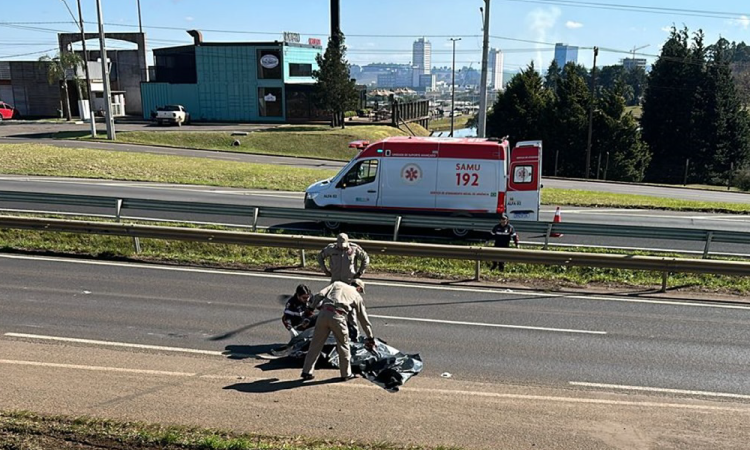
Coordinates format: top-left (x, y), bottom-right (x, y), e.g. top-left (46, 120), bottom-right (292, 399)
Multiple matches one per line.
top-left (499, 213), bottom-right (509, 220)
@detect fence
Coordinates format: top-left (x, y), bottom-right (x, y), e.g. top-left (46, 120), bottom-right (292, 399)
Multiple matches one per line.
top-left (1, 215), bottom-right (749, 292)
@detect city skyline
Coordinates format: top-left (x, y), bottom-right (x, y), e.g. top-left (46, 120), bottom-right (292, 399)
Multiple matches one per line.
top-left (2, 1), bottom-right (750, 72)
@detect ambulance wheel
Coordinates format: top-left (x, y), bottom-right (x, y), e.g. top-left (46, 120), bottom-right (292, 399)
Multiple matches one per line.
top-left (451, 227), bottom-right (471, 238)
top-left (323, 220), bottom-right (341, 231)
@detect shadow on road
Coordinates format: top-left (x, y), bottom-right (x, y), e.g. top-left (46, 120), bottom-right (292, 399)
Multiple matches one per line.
top-left (224, 377), bottom-right (341, 393)
top-left (222, 344), bottom-right (281, 360)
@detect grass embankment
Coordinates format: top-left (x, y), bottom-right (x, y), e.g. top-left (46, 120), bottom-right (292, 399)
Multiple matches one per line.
top-left (1, 142), bottom-right (749, 293)
top-left (63, 124), bottom-right (429, 162)
top-left (429, 116), bottom-right (470, 132)
top-left (1, 410), bottom-right (458, 450)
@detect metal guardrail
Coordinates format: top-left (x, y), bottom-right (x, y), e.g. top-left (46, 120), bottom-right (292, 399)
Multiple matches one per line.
top-left (1, 190), bottom-right (749, 258)
top-left (0, 216), bottom-right (748, 293)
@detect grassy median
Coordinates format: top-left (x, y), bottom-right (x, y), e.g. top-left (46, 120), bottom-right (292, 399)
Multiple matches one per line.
top-left (1, 410), bottom-right (460, 450)
top-left (61, 124), bottom-right (430, 162)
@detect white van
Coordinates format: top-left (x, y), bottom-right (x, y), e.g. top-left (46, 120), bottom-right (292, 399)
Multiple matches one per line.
top-left (304, 137), bottom-right (542, 231)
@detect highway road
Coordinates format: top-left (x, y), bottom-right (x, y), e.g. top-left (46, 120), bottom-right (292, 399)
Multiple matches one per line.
top-left (2, 124), bottom-right (750, 204)
top-left (2, 254), bottom-right (750, 448)
top-left (2, 175), bottom-right (750, 256)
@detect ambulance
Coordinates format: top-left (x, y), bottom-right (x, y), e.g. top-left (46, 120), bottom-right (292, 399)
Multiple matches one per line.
top-left (304, 136), bottom-right (542, 234)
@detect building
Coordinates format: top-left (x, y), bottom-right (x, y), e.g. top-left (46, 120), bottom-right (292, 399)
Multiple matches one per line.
top-left (0, 61), bottom-right (60, 117)
top-left (623, 57), bottom-right (647, 71)
top-left (417, 73), bottom-right (436, 92)
top-left (140, 31), bottom-right (325, 122)
top-left (554, 43), bottom-right (579, 68)
top-left (488, 48), bottom-right (504, 89)
top-left (412, 38), bottom-right (431, 87)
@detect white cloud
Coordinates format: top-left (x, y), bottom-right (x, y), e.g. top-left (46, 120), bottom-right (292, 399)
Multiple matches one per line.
top-left (565, 21), bottom-right (583, 29)
top-left (730, 15), bottom-right (750, 29)
top-left (526, 7), bottom-right (561, 68)
top-left (185, 16), bottom-right (194, 22)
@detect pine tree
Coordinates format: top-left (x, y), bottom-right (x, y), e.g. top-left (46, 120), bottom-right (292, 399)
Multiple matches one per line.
top-left (549, 63), bottom-right (590, 177)
top-left (486, 62), bottom-right (549, 143)
top-left (641, 27), bottom-right (695, 183)
top-left (312, 33), bottom-right (359, 129)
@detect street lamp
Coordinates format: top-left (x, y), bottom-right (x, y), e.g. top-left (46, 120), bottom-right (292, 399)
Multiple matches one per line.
top-left (449, 37), bottom-right (461, 137)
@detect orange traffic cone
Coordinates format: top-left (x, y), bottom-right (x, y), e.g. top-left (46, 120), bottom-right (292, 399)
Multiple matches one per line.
top-left (550, 206), bottom-right (563, 237)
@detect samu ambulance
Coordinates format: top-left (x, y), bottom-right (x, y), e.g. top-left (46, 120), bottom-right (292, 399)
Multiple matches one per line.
top-left (304, 136), bottom-right (542, 230)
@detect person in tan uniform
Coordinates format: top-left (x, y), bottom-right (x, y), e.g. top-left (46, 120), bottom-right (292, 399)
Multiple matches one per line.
top-left (300, 279), bottom-right (376, 381)
top-left (317, 233), bottom-right (370, 340)
top-left (317, 233), bottom-right (370, 283)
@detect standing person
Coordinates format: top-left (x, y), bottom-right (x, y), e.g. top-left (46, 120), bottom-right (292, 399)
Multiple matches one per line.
top-left (317, 233), bottom-right (370, 340)
top-left (300, 279), bottom-right (376, 381)
top-left (317, 233), bottom-right (370, 283)
top-left (489, 213), bottom-right (520, 271)
top-left (281, 284), bottom-right (315, 337)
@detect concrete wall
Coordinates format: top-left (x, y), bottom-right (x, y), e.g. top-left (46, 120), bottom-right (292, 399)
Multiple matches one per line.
top-left (85, 50), bottom-right (143, 115)
top-left (9, 61), bottom-right (60, 117)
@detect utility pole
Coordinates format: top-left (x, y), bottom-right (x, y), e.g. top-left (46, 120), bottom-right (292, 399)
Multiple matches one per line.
top-left (585, 46), bottom-right (598, 179)
top-left (477, 0), bottom-right (491, 138)
top-left (96, 0), bottom-right (115, 140)
top-left (76, 0), bottom-right (96, 138)
top-left (449, 37), bottom-right (461, 137)
top-left (137, 0), bottom-right (143, 34)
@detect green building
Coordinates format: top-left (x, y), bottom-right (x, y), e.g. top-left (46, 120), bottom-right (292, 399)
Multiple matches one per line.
top-left (141, 32), bottom-right (325, 122)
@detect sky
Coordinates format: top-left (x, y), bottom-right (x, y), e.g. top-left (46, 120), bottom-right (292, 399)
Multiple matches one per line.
top-left (1, 0), bottom-right (750, 72)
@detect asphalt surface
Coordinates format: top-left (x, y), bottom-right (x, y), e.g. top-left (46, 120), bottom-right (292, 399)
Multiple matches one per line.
top-left (2, 254), bottom-right (750, 449)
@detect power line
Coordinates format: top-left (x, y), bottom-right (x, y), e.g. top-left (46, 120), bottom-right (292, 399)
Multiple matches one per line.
top-left (508, 0), bottom-right (750, 20)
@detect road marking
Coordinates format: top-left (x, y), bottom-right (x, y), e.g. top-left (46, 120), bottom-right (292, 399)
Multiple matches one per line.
top-left (1, 253), bottom-right (749, 311)
top-left (570, 381), bottom-right (750, 400)
top-left (4, 333), bottom-right (224, 356)
top-left (0, 358), bottom-right (745, 412)
top-left (369, 315), bottom-right (606, 335)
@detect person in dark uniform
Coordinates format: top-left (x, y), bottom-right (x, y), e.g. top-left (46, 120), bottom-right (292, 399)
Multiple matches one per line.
top-left (282, 284), bottom-right (316, 337)
top-left (489, 213), bottom-right (520, 271)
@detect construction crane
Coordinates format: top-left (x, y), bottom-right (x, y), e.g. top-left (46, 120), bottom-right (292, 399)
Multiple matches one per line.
top-left (626, 44), bottom-right (650, 70)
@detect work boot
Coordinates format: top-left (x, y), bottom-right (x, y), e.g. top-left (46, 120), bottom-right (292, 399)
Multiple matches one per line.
top-left (300, 372), bottom-right (314, 381)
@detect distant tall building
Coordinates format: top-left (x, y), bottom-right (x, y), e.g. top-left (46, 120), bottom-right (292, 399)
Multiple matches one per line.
top-left (488, 48), bottom-right (504, 89)
top-left (554, 43), bottom-right (578, 67)
top-left (623, 58), bottom-right (647, 71)
top-left (412, 37), bottom-right (431, 87)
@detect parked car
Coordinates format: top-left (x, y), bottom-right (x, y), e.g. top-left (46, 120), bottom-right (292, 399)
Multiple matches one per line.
top-left (154, 104), bottom-right (190, 126)
top-left (0, 101), bottom-right (17, 121)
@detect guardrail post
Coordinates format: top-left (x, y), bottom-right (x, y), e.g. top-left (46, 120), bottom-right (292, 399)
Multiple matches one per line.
top-left (475, 259), bottom-right (481, 281)
top-left (300, 249), bottom-right (306, 267)
top-left (544, 224), bottom-right (553, 250)
top-left (116, 199), bottom-right (141, 254)
top-left (703, 231), bottom-right (714, 259)
top-left (252, 207), bottom-right (259, 232)
top-left (393, 216), bottom-right (403, 241)
top-left (661, 271), bottom-right (668, 293)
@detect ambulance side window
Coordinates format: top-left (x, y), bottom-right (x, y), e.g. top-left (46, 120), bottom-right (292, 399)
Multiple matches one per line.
top-left (338, 160), bottom-right (379, 188)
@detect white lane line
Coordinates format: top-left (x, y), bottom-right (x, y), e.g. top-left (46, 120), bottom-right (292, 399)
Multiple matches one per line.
top-left (0, 359), bottom-right (745, 412)
top-left (4, 333), bottom-right (224, 356)
top-left (570, 381), bottom-right (750, 401)
top-left (0, 359), bottom-right (198, 377)
top-left (2, 253), bottom-right (749, 311)
top-left (369, 315), bottom-right (606, 335)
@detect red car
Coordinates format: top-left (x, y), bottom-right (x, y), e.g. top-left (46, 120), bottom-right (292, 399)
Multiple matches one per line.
top-left (0, 101), bottom-right (16, 121)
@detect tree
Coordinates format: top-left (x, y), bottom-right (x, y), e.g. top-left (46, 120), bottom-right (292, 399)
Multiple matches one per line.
top-left (312, 33), bottom-right (359, 129)
top-left (486, 62), bottom-right (550, 145)
top-left (641, 27), bottom-right (696, 183)
top-left (544, 59), bottom-right (561, 92)
top-left (548, 63), bottom-right (590, 177)
top-left (39, 51), bottom-right (83, 121)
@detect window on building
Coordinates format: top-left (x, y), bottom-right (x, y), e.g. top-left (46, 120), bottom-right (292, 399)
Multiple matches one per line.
top-left (258, 87), bottom-right (283, 117)
top-left (289, 63), bottom-right (313, 77)
top-left (257, 49), bottom-right (282, 79)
